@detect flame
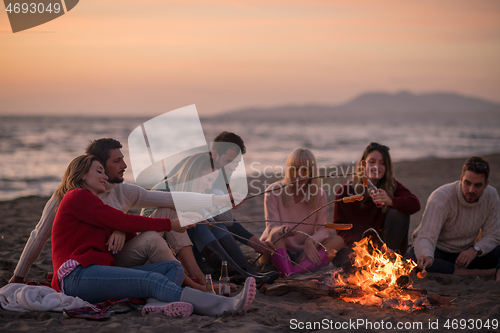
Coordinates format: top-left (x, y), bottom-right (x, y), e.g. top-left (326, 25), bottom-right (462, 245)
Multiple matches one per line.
top-left (332, 238), bottom-right (430, 312)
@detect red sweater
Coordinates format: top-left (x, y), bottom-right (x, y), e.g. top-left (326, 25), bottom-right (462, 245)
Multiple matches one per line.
top-left (333, 181), bottom-right (420, 246)
top-left (51, 189), bottom-right (172, 291)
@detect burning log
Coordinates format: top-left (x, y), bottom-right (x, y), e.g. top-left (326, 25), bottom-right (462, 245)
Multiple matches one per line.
top-left (263, 278), bottom-right (363, 298)
top-left (396, 275), bottom-right (411, 288)
top-left (263, 229), bottom-right (450, 313)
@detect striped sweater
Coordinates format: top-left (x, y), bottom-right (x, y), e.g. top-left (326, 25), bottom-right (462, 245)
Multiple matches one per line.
top-left (413, 181), bottom-right (500, 259)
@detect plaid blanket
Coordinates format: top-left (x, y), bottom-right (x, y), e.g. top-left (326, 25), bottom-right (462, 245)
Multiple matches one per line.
top-left (63, 298), bottom-right (146, 320)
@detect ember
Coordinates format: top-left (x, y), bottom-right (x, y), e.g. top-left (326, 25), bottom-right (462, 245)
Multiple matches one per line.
top-left (332, 237), bottom-right (432, 312)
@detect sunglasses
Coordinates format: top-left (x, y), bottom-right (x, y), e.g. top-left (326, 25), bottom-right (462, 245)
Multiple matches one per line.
top-left (367, 142), bottom-right (390, 151)
top-left (465, 162), bottom-right (488, 171)
top-left (290, 167), bottom-right (311, 177)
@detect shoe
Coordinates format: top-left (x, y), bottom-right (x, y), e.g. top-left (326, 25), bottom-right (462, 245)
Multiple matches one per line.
top-left (271, 249), bottom-right (293, 277)
top-left (255, 270), bottom-right (281, 289)
top-left (142, 298), bottom-right (193, 317)
top-left (180, 277), bottom-right (256, 316)
top-left (291, 249), bottom-right (330, 274)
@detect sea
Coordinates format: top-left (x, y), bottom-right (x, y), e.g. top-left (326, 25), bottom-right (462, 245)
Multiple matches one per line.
top-left (1, 112), bottom-right (500, 201)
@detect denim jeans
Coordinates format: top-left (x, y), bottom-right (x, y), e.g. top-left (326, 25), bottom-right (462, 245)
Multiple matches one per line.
top-left (63, 261), bottom-right (185, 304)
top-left (381, 208), bottom-right (410, 255)
top-left (188, 223), bottom-right (229, 252)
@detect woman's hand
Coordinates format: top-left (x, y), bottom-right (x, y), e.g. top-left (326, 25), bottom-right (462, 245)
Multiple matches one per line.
top-left (303, 238), bottom-right (322, 265)
top-left (280, 226), bottom-right (296, 238)
top-left (248, 236), bottom-right (276, 255)
top-left (371, 189), bottom-right (393, 207)
top-left (106, 230), bottom-right (126, 254)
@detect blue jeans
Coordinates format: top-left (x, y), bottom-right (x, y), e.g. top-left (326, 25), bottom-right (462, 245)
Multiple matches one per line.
top-left (64, 261), bottom-right (185, 304)
top-left (406, 245), bottom-right (500, 274)
top-left (188, 223), bottom-right (229, 251)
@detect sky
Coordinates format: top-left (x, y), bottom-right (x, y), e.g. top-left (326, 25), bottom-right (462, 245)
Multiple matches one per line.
top-left (1, 0), bottom-right (500, 117)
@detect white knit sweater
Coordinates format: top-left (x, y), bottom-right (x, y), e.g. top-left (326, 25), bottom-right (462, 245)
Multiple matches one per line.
top-left (14, 182), bottom-right (215, 278)
top-left (413, 181), bottom-right (500, 259)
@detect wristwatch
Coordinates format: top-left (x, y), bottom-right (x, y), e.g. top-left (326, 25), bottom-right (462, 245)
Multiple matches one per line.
top-left (473, 245), bottom-right (482, 255)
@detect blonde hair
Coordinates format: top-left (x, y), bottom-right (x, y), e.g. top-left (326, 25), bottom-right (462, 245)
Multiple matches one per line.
top-left (168, 153), bottom-right (214, 192)
top-left (281, 148), bottom-right (321, 208)
top-left (55, 155), bottom-right (100, 202)
top-left (352, 143), bottom-right (395, 211)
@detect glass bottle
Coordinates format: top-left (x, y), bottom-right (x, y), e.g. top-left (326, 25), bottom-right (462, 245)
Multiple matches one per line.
top-left (367, 179), bottom-right (383, 208)
top-left (205, 274), bottom-right (216, 294)
top-left (218, 261), bottom-right (230, 297)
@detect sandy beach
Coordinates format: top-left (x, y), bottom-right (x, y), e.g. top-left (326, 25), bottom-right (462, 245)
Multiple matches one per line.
top-left (1, 154), bottom-right (499, 332)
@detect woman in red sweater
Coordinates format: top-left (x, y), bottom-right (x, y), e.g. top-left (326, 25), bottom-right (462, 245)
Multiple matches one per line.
top-left (333, 142), bottom-right (420, 255)
top-left (51, 155), bottom-right (256, 317)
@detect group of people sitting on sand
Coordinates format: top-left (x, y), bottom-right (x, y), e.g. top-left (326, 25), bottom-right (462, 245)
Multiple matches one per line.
top-left (8, 131), bottom-right (500, 318)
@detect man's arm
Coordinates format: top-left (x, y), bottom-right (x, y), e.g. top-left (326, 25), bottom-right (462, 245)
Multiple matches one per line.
top-left (474, 190), bottom-right (500, 255)
top-left (413, 191), bottom-right (449, 261)
top-left (118, 183), bottom-right (236, 212)
top-left (10, 193), bottom-right (59, 283)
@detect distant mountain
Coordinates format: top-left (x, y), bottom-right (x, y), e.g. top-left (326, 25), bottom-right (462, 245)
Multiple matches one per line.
top-left (206, 91), bottom-right (500, 121)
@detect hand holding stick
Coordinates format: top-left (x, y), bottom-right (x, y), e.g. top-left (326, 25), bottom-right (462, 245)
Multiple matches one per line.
top-left (417, 264), bottom-right (428, 279)
top-left (251, 194), bottom-right (362, 265)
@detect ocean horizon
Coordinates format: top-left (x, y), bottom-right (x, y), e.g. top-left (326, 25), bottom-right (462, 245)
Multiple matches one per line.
top-left (1, 113), bottom-right (499, 201)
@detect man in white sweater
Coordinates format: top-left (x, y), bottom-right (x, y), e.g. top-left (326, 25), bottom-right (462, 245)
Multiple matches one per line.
top-left (410, 156), bottom-right (500, 280)
top-left (9, 138), bottom-right (237, 284)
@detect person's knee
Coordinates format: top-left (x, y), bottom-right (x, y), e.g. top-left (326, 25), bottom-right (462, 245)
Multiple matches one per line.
top-left (385, 209), bottom-right (410, 225)
top-left (269, 232), bottom-right (281, 243)
top-left (323, 235), bottom-right (344, 251)
top-left (151, 207), bottom-right (170, 219)
top-left (141, 231), bottom-right (169, 251)
top-left (171, 260), bottom-right (184, 272)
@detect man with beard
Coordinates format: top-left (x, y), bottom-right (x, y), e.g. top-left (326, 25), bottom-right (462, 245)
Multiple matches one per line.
top-left (9, 138), bottom-right (238, 285)
top-left (410, 156), bottom-right (500, 280)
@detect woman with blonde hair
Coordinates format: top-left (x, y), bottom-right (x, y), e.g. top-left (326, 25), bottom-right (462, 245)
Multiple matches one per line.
top-left (51, 154), bottom-right (256, 317)
top-left (333, 142), bottom-right (420, 254)
top-left (260, 148), bottom-right (344, 276)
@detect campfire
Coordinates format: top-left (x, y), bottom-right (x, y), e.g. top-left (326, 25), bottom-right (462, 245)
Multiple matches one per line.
top-left (265, 232), bottom-right (453, 312)
top-left (330, 237), bottom-right (433, 312)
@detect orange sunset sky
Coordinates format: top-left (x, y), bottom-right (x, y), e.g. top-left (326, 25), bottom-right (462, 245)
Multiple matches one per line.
top-left (1, 0), bottom-right (499, 117)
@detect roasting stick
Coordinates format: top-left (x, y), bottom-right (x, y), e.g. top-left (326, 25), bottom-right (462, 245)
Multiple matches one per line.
top-left (199, 171), bottom-right (358, 220)
top-left (208, 223), bottom-right (313, 274)
top-left (271, 195), bottom-right (362, 244)
top-left (417, 264), bottom-right (428, 279)
top-left (293, 230), bottom-right (342, 260)
top-left (188, 209), bottom-right (313, 273)
top-left (251, 195), bottom-right (362, 265)
top-left (204, 219), bottom-right (352, 230)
